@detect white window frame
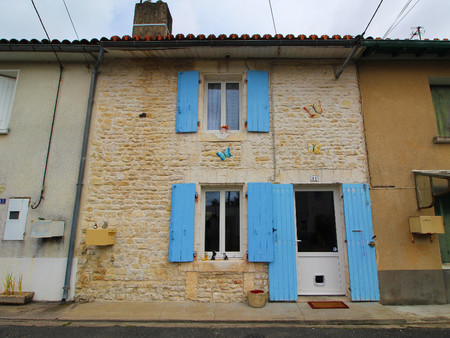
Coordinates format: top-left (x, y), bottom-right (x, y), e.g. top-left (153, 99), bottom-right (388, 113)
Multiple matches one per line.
top-left (203, 74), bottom-right (242, 132)
top-left (0, 70), bottom-right (19, 134)
top-left (202, 186), bottom-right (244, 259)
top-left (4, 198), bottom-right (29, 240)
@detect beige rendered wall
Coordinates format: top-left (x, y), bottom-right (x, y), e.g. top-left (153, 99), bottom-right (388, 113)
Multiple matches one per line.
top-left (0, 63), bottom-right (92, 300)
top-left (359, 60), bottom-right (450, 271)
top-left (75, 58), bottom-right (368, 302)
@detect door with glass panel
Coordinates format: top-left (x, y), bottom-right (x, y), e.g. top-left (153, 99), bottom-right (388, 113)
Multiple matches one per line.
top-left (295, 187), bottom-right (346, 295)
top-left (204, 189), bottom-right (241, 258)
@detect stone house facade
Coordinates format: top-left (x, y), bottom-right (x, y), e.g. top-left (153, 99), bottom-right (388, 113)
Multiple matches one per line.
top-left (73, 35), bottom-right (377, 302)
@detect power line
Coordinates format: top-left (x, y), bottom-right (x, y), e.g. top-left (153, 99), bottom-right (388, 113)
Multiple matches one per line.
top-left (30, 0), bottom-right (62, 66)
top-left (268, 0), bottom-right (277, 35)
top-left (361, 0), bottom-right (384, 37)
top-left (382, 0), bottom-right (421, 38)
top-left (62, 0), bottom-right (80, 40)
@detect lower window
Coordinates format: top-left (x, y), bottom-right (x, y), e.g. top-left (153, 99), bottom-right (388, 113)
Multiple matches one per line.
top-left (204, 189), bottom-right (241, 258)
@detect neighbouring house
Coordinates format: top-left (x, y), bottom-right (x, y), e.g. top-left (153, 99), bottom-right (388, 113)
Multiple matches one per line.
top-left (358, 40), bottom-right (450, 304)
top-left (73, 1), bottom-right (379, 303)
top-left (0, 39), bottom-right (102, 300)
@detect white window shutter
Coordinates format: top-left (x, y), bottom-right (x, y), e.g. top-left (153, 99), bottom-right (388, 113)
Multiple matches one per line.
top-left (0, 76), bottom-right (16, 132)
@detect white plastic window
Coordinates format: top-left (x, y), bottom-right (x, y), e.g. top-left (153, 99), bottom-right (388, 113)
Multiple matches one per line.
top-left (203, 188), bottom-right (242, 258)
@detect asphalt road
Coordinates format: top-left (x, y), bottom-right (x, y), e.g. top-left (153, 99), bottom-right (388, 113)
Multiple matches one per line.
top-left (0, 325), bottom-right (449, 338)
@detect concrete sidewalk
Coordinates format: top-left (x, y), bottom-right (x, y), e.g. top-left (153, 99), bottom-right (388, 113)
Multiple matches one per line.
top-left (0, 301), bottom-right (449, 327)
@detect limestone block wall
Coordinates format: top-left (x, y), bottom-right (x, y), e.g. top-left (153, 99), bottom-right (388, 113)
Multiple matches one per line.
top-left (75, 58), bottom-right (367, 302)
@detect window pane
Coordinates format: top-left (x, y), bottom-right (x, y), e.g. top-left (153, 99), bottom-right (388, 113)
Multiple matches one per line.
top-left (205, 191), bottom-right (220, 251)
top-left (295, 191), bottom-right (337, 252)
top-left (207, 83), bottom-right (221, 130)
top-left (226, 83), bottom-right (239, 130)
top-left (225, 191), bottom-right (240, 252)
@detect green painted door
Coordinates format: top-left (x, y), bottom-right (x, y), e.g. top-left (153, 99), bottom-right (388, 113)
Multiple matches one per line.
top-left (436, 194), bottom-right (450, 263)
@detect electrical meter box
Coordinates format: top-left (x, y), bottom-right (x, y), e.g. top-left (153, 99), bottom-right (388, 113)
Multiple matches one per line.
top-left (409, 216), bottom-right (445, 234)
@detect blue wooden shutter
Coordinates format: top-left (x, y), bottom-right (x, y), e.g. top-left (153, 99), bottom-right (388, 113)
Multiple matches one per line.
top-left (247, 70), bottom-right (269, 132)
top-left (342, 183), bottom-right (380, 301)
top-left (248, 183), bottom-right (274, 262)
top-left (269, 184), bottom-right (298, 301)
top-left (176, 71), bottom-right (199, 133)
top-left (169, 183), bottom-right (196, 262)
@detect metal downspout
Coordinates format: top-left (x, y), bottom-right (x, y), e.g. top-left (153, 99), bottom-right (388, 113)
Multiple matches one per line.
top-left (62, 47), bottom-right (104, 302)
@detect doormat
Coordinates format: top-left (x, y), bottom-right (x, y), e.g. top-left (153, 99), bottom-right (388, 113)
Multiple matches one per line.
top-left (307, 301), bottom-right (349, 309)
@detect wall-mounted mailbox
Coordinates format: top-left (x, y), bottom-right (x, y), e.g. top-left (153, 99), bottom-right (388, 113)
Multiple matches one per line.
top-left (409, 216), bottom-right (445, 234)
top-left (30, 220), bottom-right (65, 238)
top-left (86, 229), bottom-right (116, 246)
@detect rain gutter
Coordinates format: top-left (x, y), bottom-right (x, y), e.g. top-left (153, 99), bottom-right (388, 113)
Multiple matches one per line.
top-left (360, 40), bottom-right (450, 49)
top-left (100, 39), bottom-right (355, 49)
top-left (0, 44), bottom-right (101, 53)
top-left (62, 47), bottom-right (104, 302)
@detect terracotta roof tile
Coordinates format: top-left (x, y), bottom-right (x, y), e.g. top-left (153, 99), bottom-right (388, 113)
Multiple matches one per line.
top-left (0, 34), bottom-right (449, 45)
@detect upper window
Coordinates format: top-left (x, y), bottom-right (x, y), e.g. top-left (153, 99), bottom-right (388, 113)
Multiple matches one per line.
top-left (0, 70), bottom-right (18, 134)
top-left (430, 85), bottom-right (450, 137)
top-left (204, 188), bottom-right (242, 258)
top-left (204, 74), bottom-right (241, 131)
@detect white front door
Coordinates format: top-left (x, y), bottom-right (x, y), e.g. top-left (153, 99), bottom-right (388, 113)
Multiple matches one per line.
top-left (295, 187), bottom-right (346, 295)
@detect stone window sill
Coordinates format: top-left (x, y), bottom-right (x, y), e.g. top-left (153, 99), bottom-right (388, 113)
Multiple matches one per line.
top-left (0, 129), bottom-right (10, 135)
top-left (179, 259), bottom-right (266, 273)
top-left (433, 137), bottom-right (450, 144)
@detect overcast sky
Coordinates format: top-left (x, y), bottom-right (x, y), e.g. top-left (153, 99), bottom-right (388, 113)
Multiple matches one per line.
top-left (1, 0), bottom-right (449, 41)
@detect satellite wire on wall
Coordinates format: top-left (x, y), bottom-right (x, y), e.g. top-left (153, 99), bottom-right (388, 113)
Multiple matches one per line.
top-left (30, 0), bottom-right (63, 209)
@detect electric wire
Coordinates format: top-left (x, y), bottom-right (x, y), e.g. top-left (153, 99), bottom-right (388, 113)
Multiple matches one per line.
top-left (62, 0), bottom-right (80, 40)
top-left (30, 0), bottom-right (64, 209)
top-left (268, 0), bottom-right (278, 35)
top-left (31, 64), bottom-right (63, 209)
top-left (62, 0), bottom-right (90, 66)
top-left (382, 0), bottom-right (415, 38)
top-left (30, 0), bottom-right (62, 65)
top-left (382, 0), bottom-right (421, 38)
top-left (361, 0), bottom-right (384, 37)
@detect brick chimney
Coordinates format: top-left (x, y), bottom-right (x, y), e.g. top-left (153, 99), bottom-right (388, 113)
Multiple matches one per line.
top-left (133, 0), bottom-right (173, 37)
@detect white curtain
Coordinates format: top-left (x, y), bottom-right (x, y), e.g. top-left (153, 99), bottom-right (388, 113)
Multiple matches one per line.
top-left (208, 83), bottom-right (221, 130)
top-left (226, 83), bottom-right (239, 130)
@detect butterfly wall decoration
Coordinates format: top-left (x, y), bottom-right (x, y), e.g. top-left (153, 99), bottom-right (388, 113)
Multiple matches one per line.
top-left (308, 142), bottom-right (322, 155)
top-left (216, 147), bottom-right (231, 161)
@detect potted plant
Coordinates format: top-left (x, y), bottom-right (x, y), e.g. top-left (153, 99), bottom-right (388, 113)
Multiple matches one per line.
top-left (0, 273), bottom-right (34, 305)
top-left (248, 289), bottom-right (267, 308)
